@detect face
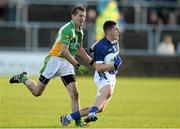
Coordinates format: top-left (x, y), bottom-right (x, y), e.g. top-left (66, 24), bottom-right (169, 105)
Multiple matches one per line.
top-left (109, 25), bottom-right (120, 40)
top-left (72, 10), bottom-right (86, 27)
top-left (164, 36), bottom-right (172, 43)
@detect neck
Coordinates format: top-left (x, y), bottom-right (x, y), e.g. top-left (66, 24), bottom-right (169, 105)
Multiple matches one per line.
top-left (72, 20), bottom-right (80, 30)
top-left (106, 35), bottom-right (114, 43)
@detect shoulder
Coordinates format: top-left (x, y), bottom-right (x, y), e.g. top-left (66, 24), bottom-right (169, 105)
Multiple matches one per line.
top-left (60, 21), bottom-right (74, 34)
top-left (95, 38), bottom-right (106, 48)
top-left (94, 39), bottom-right (108, 55)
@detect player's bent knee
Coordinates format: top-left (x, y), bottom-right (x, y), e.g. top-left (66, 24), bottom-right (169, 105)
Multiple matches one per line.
top-left (106, 92), bottom-right (112, 99)
top-left (39, 75), bottom-right (50, 85)
top-left (98, 108), bottom-right (104, 113)
top-left (105, 86), bottom-right (113, 99)
top-left (32, 89), bottom-right (43, 97)
top-left (34, 93), bottom-right (41, 97)
top-left (32, 92), bottom-right (42, 97)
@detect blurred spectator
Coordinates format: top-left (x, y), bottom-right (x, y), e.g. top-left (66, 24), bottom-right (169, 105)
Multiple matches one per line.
top-left (86, 8), bottom-right (97, 27)
top-left (86, 8), bottom-right (97, 47)
top-left (149, 8), bottom-right (180, 25)
top-left (149, 9), bottom-right (161, 31)
top-left (0, 0), bottom-right (8, 22)
top-left (175, 8), bottom-right (180, 24)
top-left (157, 35), bottom-right (175, 55)
top-left (168, 11), bottom-right (177, 25)
top-left (176, 42), bottom-right (180, 53)
top-left (160, 8), bottom-right (169, 24)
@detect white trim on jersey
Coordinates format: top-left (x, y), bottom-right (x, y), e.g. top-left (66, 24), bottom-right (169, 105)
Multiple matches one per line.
top-left (96, 61), bottom-right (104, 64)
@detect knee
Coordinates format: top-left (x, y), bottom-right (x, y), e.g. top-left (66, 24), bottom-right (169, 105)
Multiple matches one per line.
top-left (105, 92), bottom-right (112, 99)
top-left (98, 107), bottom-right (105, 113)
top-left (32, 90), bottom-right (42, 97)
top-left (34, 93), bottom-right (42, 97)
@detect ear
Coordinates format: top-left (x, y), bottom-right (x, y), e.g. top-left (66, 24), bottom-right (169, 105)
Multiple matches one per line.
top-left (71, 15), bottom-right (75, 20)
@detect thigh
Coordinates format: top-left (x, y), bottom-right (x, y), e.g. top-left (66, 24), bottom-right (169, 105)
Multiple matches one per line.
top-left (94, 72), bottom-right (116, 96)
top-left (61, 74), bottom-right (76, 86)
top-left (61, 74), bottom-right (78, 94)
top-left (58, 58), bottom-right (75, 76)
top-left (42, 56), bottom-right (75, 79)
top-left (41, 56), bottom-right (60, 79)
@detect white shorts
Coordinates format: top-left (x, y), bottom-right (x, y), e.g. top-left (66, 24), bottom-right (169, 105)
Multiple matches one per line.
top-left (41, 56), bottom-right (75, 79)
top-left (94, 71), bottom-right (116, 96)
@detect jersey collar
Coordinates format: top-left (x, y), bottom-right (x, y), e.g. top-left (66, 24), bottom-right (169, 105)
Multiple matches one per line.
top-left (104, 37), bottom-right (117, 44)
top-left (71, 20), bottom-right (82, 31)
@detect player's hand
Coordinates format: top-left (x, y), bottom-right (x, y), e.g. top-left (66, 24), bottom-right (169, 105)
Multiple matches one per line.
top-left (75, 64), bottom-right (88, 75)
top-left (114, 56), bottom-right (122, 69)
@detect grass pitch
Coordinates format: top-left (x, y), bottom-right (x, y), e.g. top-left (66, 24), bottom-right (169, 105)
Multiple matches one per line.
top-left (0, 76), bottom-right (180, 128)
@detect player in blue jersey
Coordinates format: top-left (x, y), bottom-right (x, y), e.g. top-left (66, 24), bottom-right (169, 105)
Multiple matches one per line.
top-left (60, 20), bottom-right (122, 127)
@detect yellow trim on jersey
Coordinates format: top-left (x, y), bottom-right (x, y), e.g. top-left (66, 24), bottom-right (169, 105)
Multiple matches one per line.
top-left (49, 39), bottom-right (62, 56)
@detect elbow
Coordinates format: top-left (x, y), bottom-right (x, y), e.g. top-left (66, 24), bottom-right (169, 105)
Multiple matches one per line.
top-left (61, 49), bottom-right (67, 56)
top-left (61, 49), bottom-right (65, 54)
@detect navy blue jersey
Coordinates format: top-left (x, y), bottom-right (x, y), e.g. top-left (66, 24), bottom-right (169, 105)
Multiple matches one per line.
top-left (94, 37), bottom-right (119, 75)
top-left (94, 37), bottom-right (119, 63)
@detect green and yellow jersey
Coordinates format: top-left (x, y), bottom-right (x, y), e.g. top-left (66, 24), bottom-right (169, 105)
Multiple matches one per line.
top-left (49, 20), bottom-right (84, 57)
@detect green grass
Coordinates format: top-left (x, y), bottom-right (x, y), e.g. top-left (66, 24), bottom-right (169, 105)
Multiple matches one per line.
top-left (0, 76), bottom-right (180, 128)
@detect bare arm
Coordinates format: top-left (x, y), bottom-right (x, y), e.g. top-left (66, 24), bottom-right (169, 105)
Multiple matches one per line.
top-left (61, 44), bottom-right (78, 67)
top-left (95, 63), bottom-right (115, 72)
top-left (78, 47), bottom-right (95, 67)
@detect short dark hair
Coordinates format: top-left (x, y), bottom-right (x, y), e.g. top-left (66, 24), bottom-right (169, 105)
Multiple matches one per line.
top-left (71, 6), bottom-right (86, 16)
top-left (103, 20), bottom-right (117, 33)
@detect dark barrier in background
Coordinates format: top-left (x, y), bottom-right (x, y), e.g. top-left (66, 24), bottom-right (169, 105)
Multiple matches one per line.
top-left (121, 30), bottom-right (148, 49)
top-left (120, 55), bottom-right (180, 77)
top-left (38, 28), bottom-right (58, 47)
top-left (0, 27), bottom-right (25, 47)
top-left (77, 55), bottom-right (180, 77)
top-left (28, 5), bottom-right (72, 22)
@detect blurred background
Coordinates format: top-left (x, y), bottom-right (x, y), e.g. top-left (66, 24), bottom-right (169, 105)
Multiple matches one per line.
top-left (0, 0), bottom-right (180, 77)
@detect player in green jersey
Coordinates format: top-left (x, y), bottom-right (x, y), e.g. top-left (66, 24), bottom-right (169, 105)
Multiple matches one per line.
top-left (9, 6), bottom-right (95, 127)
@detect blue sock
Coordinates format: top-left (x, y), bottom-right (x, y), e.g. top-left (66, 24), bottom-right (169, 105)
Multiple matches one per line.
top-left (70, 111), bottom-right (81, 120)
top-left (90, 106), bottom-right (99, 113)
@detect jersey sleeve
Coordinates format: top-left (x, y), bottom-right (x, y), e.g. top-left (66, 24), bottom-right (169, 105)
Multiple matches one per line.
top-left (94, 43), bottom-right (106, 63)
top-left (61, 28), bottom-right (71, 45)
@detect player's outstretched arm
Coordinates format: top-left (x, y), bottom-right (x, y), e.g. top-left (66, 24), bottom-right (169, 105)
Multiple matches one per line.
top-left (78, 47), bottom-right (95, 67)
top-left (62, 45), bottom-right (88, 75)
